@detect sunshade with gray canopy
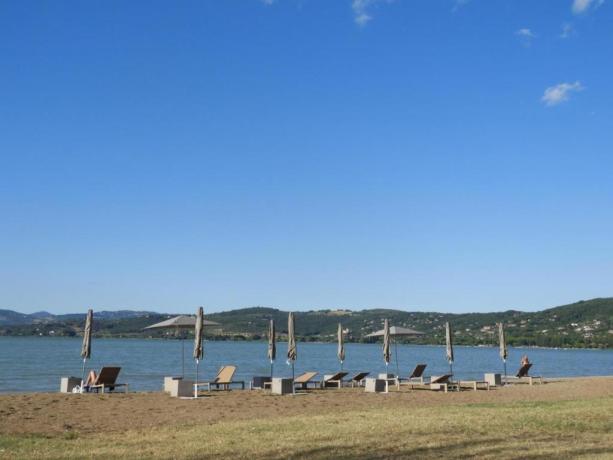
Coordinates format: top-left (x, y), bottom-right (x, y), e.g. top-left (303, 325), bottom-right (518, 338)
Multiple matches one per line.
top-left (366, 324), bottom-right (425, 377)
top-left (145, 314), bottom-right (219, 377)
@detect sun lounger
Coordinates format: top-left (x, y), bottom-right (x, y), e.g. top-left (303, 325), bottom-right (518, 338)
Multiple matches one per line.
top-left (293, 371), bottom-right (319, 390)
top-left (87, 367), bottom-right (129, 393)
top-left (396, 364), bottom-right (427, 388)
top-left (351, 372), bottom-right (370, 387)
top-left (195, 366), bottom-right (245, 393)
top-left (458, 380), bottom-right (490, 391)
top-left (408, 374), bottom-right (458, 392)
top-left (504, 363), bottom-right (543, 385)
top-left (321, 372), bottom-right (349, 388)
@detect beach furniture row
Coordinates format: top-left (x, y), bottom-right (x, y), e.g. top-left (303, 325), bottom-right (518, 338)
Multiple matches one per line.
top-left (59, 362), bottom-right (542, 396)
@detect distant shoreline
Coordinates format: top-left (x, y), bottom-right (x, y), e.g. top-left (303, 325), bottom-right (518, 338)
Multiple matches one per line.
top-left (0, 335), bottom-right (610, 350)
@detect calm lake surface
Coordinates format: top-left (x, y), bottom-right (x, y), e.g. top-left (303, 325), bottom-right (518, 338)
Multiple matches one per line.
top-left (0, 337), bottom-right (611, 393)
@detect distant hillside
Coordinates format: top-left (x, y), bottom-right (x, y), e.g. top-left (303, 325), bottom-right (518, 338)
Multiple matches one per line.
top-left (0, 298), bottom-right (611, 348)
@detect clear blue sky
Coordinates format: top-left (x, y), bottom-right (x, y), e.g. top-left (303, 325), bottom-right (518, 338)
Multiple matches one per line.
top-left (1, 0), bottom-right (611, 314)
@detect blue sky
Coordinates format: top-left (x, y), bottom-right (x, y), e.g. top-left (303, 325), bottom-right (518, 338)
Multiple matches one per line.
top-left (1, 0), bottom-right (612, 314)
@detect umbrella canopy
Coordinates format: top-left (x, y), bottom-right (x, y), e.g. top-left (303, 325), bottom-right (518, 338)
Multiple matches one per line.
top-left (145, 315), bottom-right (219, 330)
top-left (337, 323), bottom-right (345, 364)
top-left (80, 309), bottom-right (93, 360)
top-left (145, 314), bottom-right (218, 378)
top-left (383, 319), bottom-right (391, 365)
top-left (287, 312), bottom-right (297, 362)
top-left (365, 325), bottom-right (425, 338)
top-left (268, 319), bottom-right (276, 362)
top-left (445, 321), bottom-right (454, 364)
top-left (193, 307), bottom-right (204, 361)
top-left (498, 322), bottom-right (507, 361)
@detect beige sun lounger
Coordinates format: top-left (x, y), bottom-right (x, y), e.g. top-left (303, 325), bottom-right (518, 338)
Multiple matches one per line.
top-left (321, 372), bottom-right (348, 388)
top-left (504, 363), bottom-right (543, 385)
top-left (195, 366), bottom-right (245, 393)
top-left (458, 380), bottom-right (490, 391)
top-left (351, 372), bottom-right (370, 387)
top-left (293, 371), bottom-right (319, 390)
top-left (88, 367), bottom-right (129, 394)
top-left (408, 374), bottom-right (458, 393)
top-left (397, 364), bottom-right (427, 388)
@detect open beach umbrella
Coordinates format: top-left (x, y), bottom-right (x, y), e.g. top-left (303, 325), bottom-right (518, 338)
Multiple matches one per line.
top-left (445, 321), bottom-right (454, 375)
top-left (337, 323), bottom-right (345, 371)
top-left (80, 309), bottom-right (93, 389)
top-left (268, 319), bottom-right (276, 378)
top-left (145, 314), bottom-right (219, 378)
top-left (367, 323), bottom-right (424, 377)
top-left (287, 312), bottom-right (297, 384)
top-left (498, 322), bottom-right (507, 380)
top-left (193, 307), bottom-right (204, 395)
top-left (383, 319), bottom-right (391, 372)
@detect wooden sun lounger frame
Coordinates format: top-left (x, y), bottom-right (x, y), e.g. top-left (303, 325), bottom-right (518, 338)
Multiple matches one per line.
top-left (293, 371), bottom-right (319, 390)
top-left (503, 375), bottom-right (543, 385)
top-left (320, 372), bottom-right (348, 389)
top-left (458, 380), bottom-right (490, 391)
top-left (504, 363), bottom-right (544, 385)
top-left (194, 366), bottom-right (245, 395)
top-left (397, 364), bottom-right (428, 388)
top-left (89, 367), bottom-right (129, 394)
top-left (406, 374), bottom-right (458, 393)
top-left (351, 372), bottom-right (370, 387)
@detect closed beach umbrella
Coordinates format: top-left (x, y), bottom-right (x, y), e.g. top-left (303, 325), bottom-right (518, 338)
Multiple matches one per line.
top-left (337, 323), bottom-right (345, 370)
top-left (445, 321), bottom-right (454, 375)
top-left (287, 312), bottom-right (297, 382)
top-left (268, 319), bottom-right (276, 378)
top-left (80, 309), bottom-right (93, 389)
top-left (193, 307), bottom-right (204, 395)
top-left (498, 322), bottom-right (507, 379)
top-left (383, 319), bottom-right (391, 370)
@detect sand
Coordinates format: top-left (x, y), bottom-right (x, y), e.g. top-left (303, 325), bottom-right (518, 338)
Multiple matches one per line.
top-left (0, 377), bottom-right (611, 436)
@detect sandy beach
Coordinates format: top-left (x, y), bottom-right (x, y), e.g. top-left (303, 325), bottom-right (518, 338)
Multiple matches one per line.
top-left (0, 376), bottom-right (610, 435)
top-left (1, 377), bottom-right (612, 459)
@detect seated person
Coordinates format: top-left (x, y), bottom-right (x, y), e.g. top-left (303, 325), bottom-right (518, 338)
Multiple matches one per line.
top-left (82, 370), bottom-right (98, 390)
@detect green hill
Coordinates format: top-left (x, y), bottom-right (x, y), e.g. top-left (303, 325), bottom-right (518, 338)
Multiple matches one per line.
top-left (0, 298), bottom-right (611, 348)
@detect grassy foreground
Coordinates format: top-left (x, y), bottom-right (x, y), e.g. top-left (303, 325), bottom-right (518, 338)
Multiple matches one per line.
top-left (1, 397), bottom-right (612, 459)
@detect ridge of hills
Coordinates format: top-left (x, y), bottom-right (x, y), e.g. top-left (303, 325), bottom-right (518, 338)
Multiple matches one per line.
top-left (0, 298), bottom-right (611, 348)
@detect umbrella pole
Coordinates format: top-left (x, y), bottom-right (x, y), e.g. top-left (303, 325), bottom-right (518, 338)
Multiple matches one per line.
top-left (292, 362), bottom-right (295, 395)
top-left (195, 359), bottom-right (199, 399)
top-left (449, 362), bottom-right (453, 376)
top-left (503, 360), bottom-right (507, 385)
top-left (81, 358), bottom-right (86, 392)
top-left (394, 340), bottom-right (399, 377)
top-left (182, 336), bottom-right (185, 378)
top-left (270, 360), bottom-right (274, 379)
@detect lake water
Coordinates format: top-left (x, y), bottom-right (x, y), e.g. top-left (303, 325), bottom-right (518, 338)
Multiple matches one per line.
top-left (0, 337), bottom-right (611, 393)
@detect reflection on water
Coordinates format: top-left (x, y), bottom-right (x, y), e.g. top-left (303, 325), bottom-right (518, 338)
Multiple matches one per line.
top-left (0, 337), bottom-right (611, 392)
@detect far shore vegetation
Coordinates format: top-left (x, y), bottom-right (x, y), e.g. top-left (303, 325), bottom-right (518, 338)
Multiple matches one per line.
top-left (1, 297), bottom-right (611, 349)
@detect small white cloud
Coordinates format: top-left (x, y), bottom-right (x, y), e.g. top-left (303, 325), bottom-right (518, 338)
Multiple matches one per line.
top-left (515, 28), bottom-right (536, 46)
top-left (352, 0), bottom-right (392, 26)
top-left (452, 0), bottom-right (470, 12)
top-left (516, 28), bottom-right (535, 38)
top-left (572, 0), bottom-right (605, 14)
top-left (560, 23), bottom-right (575, 38)
top-left (541, 81), bottom-right (584, 106)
